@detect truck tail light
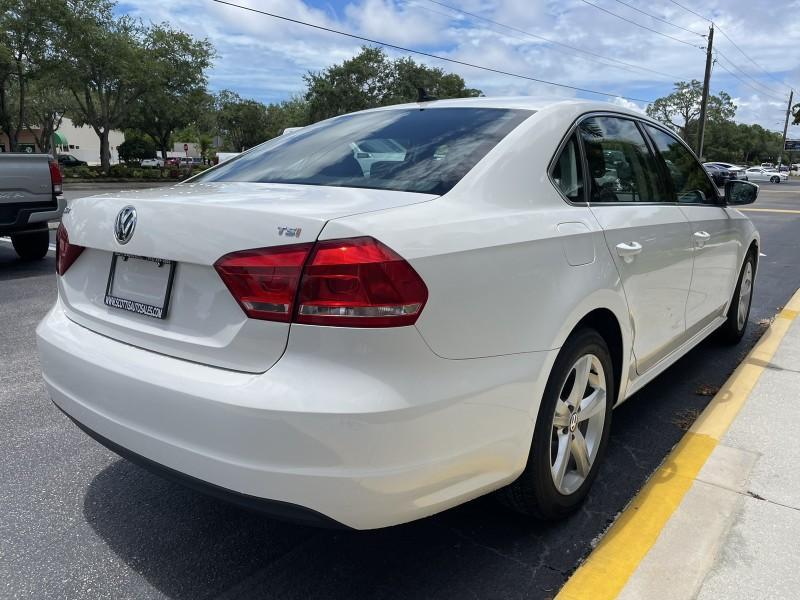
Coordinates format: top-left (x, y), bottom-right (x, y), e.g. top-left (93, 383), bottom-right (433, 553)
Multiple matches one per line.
top-left (56, 223), bottom-right (84, 276)
top-left (215, 237), bottom-right (427, 328)
top-left (49, 159), bottom-right (63, 195)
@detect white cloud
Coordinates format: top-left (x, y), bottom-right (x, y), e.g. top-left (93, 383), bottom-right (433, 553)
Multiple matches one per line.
top-left (117, 0), bottom-right (797, 131)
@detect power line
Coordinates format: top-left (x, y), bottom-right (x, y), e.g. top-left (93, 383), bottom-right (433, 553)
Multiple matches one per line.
top-left (664, 0), bottom-right (797, 92)
top-left (713, 58), bottom-right (786, 103)
top-left (208, 0), bottom-right (656, 103)
top-left (665, 0), bottom-right (710, 22)
top-left (578, 0), bottom-right (702, 48)
top-left (419, 0), bottom-right (692, 82)
top-left (714, 25), bottom-right (794, 92)
top-left (610, 0), bottom-right (705, 37)
top-left (715, 49), bottom-right (787, 99)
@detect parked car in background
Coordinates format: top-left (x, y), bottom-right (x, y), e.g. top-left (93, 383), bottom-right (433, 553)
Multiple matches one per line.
top-left (704, 162), bottom-right (747, 180)
top-left (40, 98), bottom-right (761, 529)
top-left (760, 162), bottom-right (774, 169)
top-left (777, 165), bottom-right (789, 172)
top-left (179, 157), bottom-right (203, 167)
top-left (0, 153), bottom-right (64, 259)
top-left (164, 157), bottom-right (181, 167)
top-left (140, 158), bottom-right (164, 168)
top-left (703, 164), bottom-right (734, 186)
top-left (57, 154), bottom-right (87, 168)
top-left (745, 167), bottom-right (788, 183)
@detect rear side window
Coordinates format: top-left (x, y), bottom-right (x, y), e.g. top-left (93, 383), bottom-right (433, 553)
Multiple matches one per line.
top-left (552, 134), bottom-right (584, 203)
top-left (645, 125), bottom-right (718, 204)
top-left (579, 116), bottom-right (664, 203)
top-left (195, 108), bottom-right (533, 196)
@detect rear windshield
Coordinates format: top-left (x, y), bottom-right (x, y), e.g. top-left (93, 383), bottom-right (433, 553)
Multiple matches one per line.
top-left (194, 107), bottom-right (533, 195)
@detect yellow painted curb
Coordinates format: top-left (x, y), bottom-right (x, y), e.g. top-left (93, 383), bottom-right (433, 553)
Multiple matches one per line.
top-left (557, 289), bottom-right (800, 600)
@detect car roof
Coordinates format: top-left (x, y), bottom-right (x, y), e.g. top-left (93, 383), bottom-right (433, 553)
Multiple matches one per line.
top-left (354, 95), bottom-right (650, 121)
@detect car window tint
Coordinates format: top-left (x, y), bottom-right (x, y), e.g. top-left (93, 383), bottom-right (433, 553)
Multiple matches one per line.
top-left (552, 134), bottom-right (584, 202)
top-left (194, 108), bottom-right (533, 195)
top-left (579, 116), bottom-right (663, 203)
top-left (645, 125), bottom-right (718, 204)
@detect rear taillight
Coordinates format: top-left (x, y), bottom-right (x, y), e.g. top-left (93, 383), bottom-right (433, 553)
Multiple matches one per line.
top-left (49, 159), bottom-right (63, 195)
top-left (214, 243), bottom-right (314, 322)
top-left (214, 237), bottom-right (428, 328)
top-left (56, 223), bottom-right (84, 276)
top-left (296, 237), bottom-right (427, 327)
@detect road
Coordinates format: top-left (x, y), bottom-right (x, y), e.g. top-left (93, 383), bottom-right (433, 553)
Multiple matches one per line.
top-left (1, 182), bottom-right (798, 599)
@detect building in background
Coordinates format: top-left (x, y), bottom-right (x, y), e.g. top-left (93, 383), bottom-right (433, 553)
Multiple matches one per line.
top-left (0, 117), bottom-right (124, 165)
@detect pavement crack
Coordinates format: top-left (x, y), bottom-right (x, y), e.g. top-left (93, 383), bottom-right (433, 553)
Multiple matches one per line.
top-left (745, 490), bottom-right (800, 513)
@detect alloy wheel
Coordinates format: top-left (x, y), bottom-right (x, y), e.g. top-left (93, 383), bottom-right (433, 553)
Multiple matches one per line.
top-left (549, 354), bottom-right (607, 495)
top-left (737, 261), bottom-right (753, 330)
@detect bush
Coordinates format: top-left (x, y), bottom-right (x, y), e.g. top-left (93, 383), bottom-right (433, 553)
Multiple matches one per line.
top-left (109, 164), bottom-right (130, 178)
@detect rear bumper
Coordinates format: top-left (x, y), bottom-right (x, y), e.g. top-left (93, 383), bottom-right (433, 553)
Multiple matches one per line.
top-left (37, 301), bottom-right (555, 529)
top-left (0, 195), bottom-right (64, 235)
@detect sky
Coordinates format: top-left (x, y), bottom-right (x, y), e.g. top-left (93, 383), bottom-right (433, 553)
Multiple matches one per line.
top-left (116, 0), bottom-right (800, 136)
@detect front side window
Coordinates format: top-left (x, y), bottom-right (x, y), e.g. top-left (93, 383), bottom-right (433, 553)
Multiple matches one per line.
top-left (551, 134), bottom-right (584, 203)
top-left (194, 107), bottom-right (533, 195)
top-left (645, 125), bottom-right (718, 204)
top-left (579, 116), bottom-right (664, 203)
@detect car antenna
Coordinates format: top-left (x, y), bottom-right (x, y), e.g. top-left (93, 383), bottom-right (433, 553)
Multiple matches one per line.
top-left (417, 87), bottom-right (437, 103)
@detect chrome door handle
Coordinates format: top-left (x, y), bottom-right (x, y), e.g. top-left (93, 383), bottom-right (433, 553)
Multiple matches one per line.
top-left (693, 231), bottom-right (711, 247)
top-left (616, 241), bottom-right (643, 263)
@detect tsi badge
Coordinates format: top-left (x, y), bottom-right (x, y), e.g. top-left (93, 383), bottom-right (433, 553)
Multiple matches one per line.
top-left (277, 226), bottom-right (302, 238)
top-left (114, 206), bottom-right (137, 244)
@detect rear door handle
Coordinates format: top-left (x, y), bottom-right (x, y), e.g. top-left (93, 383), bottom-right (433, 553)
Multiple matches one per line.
top-left (693, 231), bottom-right (711, 247)
top-left (616, 241), bottom-right (643, 263)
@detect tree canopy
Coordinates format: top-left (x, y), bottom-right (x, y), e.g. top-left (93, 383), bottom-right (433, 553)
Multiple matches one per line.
top-left (647, 80), bottom-right (784, 164)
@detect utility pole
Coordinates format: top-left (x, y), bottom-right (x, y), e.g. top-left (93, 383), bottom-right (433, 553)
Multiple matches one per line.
top-left (778, 89), bottom-right (794, 168)
top-left (696, 24), bottom-right (714, 159)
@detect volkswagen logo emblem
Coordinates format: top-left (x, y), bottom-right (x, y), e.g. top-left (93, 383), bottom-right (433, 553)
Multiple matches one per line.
top-left (114, 206), bottom-right (137, 244)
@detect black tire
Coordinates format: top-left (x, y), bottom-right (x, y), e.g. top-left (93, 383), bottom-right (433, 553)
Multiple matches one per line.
top-left (718, 252), bottom-right (756, 344)
top-left (11, 230), bottom-right (50, 260)
top-left (497, 328), bottom-right (615, 520)
top-left (770, 176), bottom-right (780, 183)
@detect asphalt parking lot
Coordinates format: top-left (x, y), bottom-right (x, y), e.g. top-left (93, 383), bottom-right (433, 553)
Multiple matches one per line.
top-left (2, 181), bottom-right (799, 599)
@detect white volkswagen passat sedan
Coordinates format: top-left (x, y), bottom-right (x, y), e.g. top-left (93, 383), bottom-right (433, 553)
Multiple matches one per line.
top-left (38, 98), bottom-right (760, 529)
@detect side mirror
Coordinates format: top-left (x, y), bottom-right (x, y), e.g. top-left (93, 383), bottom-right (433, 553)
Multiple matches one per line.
top-left (725, 179), bottom-right (758, 206)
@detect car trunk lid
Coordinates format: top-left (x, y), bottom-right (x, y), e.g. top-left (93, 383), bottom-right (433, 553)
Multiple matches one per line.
top-left (58, 182), bottom-right (434, 372)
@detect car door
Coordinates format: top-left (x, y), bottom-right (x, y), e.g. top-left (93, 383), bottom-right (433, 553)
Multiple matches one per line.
top-left (644, 124), bottom-right (741, 335)
top-left (746, 168), bottom-right (766, 182)
top-left (579, 115), bottom-right (694, 374)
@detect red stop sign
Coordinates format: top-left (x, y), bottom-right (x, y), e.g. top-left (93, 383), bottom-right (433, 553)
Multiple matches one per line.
top-left (183, 143), bottom-right (189, 151)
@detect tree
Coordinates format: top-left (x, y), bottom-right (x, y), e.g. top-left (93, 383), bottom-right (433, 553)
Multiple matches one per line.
top-left (131, 24), bottom-right (214, 159)
top-left (646, 80), bottom-right (704, 142)
top-left (304, 46), bottom-right (482, 122)
top-left (117, 130), bottom-right (156, 162)
top-left (264, 96), bottom-right (310, 140)
top-left (23, 76), bottom-right (69, 153)
top-left (58, 5), bottom-right (149, 172)
top-left (0, 0), bottom-right (60, 150)
top-left (215, 90), bottom-right (269, 151)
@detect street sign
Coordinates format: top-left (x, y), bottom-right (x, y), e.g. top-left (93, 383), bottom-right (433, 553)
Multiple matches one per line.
top-left (183, 143), bottom-right (188, 151)
top-left (784, 140), bottom-right (800, 151)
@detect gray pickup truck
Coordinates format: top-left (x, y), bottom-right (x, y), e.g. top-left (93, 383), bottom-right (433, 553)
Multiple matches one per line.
top-left (0, 154), bottom-right (65, 260)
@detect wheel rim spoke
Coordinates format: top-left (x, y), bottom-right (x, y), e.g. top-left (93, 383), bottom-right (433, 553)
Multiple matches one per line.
top-left (578, 388), bottom-right (606, 422)
top-left (553, 399), bottom-right (571, 428)
top-left (568, 355), bottom-right (592, 407)
top-left (570, 429), bottom-right (591, 477)
top-left (551, 432), bottom-right (570, 490)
